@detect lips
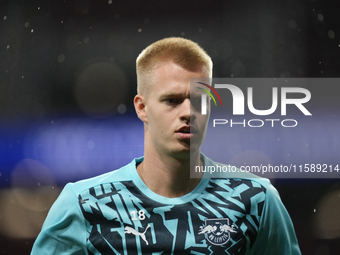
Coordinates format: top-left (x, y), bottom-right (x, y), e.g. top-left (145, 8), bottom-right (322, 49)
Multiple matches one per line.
top-left (176, 126), bottom-right (197, 139)
top-left (176, 126), bottom-right (197, 134)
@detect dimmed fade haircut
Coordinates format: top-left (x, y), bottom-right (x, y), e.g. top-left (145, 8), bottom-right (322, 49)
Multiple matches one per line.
top-left (136, 37), bottom-right (212, 96)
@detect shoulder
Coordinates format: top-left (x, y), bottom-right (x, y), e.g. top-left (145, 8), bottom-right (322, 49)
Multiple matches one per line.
top-left (65, 157), bottom-right (142, 195)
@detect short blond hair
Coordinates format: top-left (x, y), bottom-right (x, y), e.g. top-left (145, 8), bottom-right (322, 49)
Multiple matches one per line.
top-left (136, 37), bottom-right (212, 96)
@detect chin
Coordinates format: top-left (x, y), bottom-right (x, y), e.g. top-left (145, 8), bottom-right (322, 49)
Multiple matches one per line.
top-left (175, 146), bottom-right (202, 159)
top-left (169, 147), bottom-right (191, 159)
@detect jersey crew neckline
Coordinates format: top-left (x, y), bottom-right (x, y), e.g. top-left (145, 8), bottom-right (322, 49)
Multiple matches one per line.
top-left (131, 156), bottom-right (211, 205)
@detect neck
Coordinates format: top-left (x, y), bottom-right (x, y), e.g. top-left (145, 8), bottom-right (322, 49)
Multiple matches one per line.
top-left (137, 149), bottom-right (203, 198)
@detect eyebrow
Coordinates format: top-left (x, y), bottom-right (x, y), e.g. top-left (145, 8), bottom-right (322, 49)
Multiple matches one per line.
top-left (158, 90), bottom-right (204, 100)
top-left (159, 92), bottom-right (187, 99)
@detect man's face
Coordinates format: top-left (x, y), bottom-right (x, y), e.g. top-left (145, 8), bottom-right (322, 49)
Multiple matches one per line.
top-left (138, 61), bottom-right (210, 159)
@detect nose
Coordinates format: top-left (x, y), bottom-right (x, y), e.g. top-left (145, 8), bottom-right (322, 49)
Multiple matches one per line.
top-left (180, 98), bottom-right (196, 123)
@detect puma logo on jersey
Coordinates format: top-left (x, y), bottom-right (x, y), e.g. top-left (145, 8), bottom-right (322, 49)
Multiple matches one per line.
top-left (124, 225), bottom-right (150, 245)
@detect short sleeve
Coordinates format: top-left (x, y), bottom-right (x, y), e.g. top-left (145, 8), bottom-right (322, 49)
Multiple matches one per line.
top-left (247, 182), bottom-right (301, 255)
top-left (31, 184), bottom-right (88, 255)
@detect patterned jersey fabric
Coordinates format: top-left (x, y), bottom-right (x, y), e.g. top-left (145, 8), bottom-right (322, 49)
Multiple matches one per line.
top-left (31, 155), bottom-right (301, 255)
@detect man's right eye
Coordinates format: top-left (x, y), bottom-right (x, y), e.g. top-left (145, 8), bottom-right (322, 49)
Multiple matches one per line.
top-left (166, 98), bottom-right (180, 104)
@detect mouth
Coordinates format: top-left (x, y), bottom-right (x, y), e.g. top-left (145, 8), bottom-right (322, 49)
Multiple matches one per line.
top-left (176, 126), bottom-right (197, 133)
top-left (175, 126), bottom-right (197, 139)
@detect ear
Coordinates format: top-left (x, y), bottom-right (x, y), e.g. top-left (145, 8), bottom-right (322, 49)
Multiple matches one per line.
top-left (134, 95), bottom-right (148, 123)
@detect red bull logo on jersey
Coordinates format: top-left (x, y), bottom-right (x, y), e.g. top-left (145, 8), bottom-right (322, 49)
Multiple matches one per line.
top-left (199, 218), bottom-right (237, 246)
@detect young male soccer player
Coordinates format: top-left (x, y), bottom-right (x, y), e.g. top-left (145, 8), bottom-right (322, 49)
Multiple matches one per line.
top-left (31, 37), bottom-right (301, 254)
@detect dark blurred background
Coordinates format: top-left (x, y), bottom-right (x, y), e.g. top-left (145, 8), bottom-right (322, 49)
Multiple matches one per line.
top-left (1, 0), bottom-right (340, 254)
